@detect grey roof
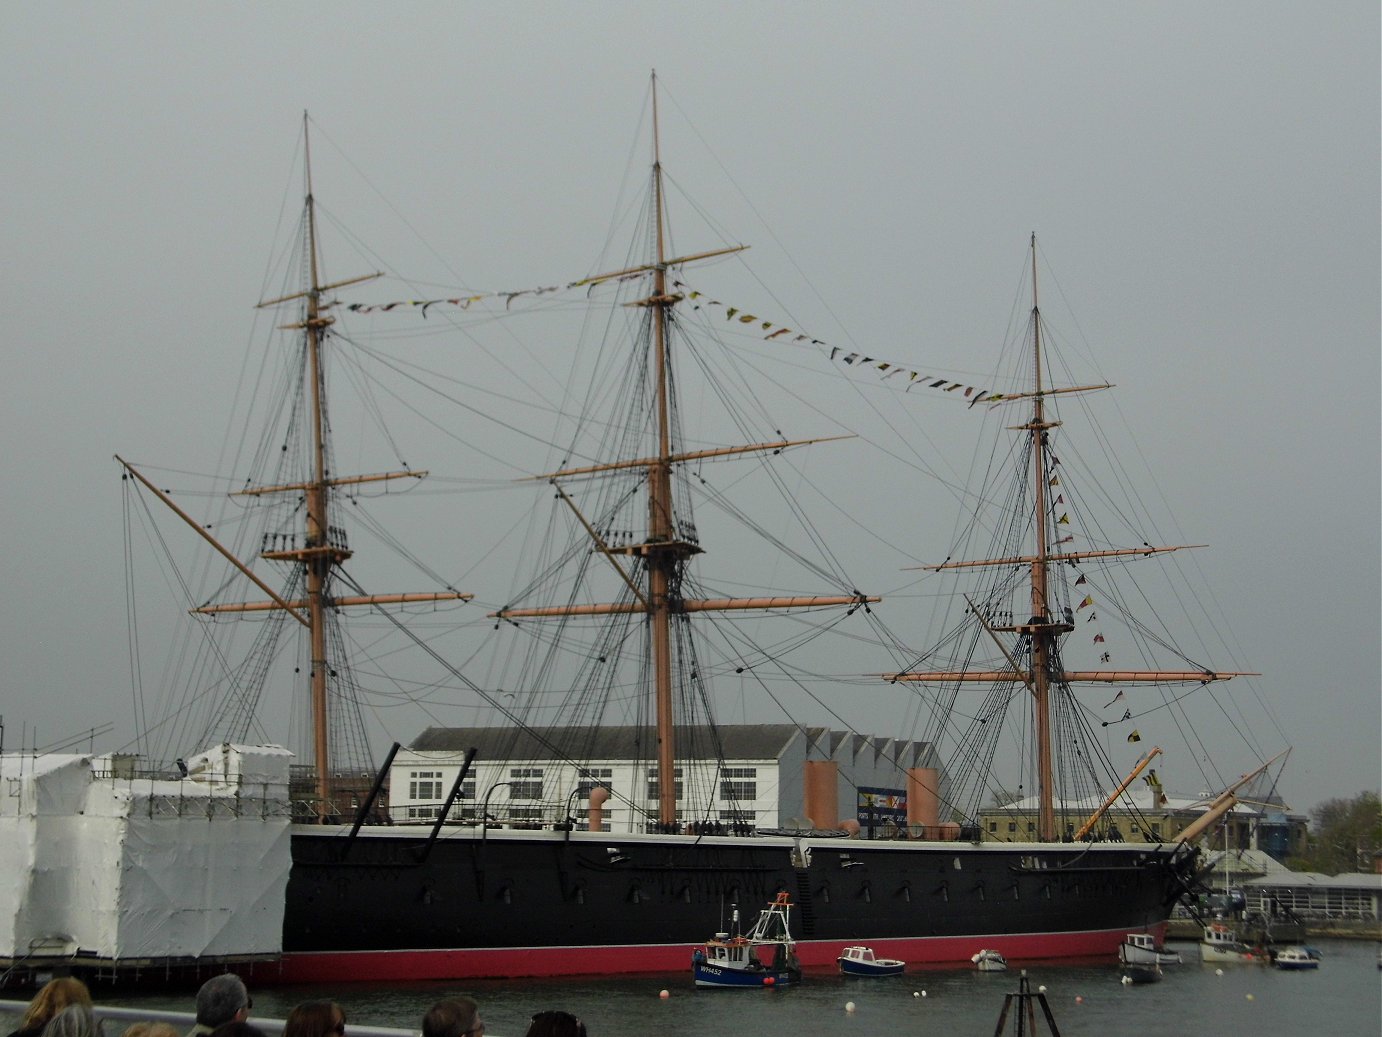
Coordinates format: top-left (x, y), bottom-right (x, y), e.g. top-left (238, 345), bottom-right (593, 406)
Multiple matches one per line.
top-left (412, 724), bottom-right (809, 762)
top-left (410, 724), bottom-right (932, 765)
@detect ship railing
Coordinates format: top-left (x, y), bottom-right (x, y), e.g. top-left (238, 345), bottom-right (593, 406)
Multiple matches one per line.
top-left (0, 1001), bottom-right (416, 1037)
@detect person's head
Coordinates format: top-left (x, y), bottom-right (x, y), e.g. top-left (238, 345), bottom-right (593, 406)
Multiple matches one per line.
top-left (421, 999), bottom-right (481, 1037)
top-left (21, 978), bottom-right (93, 1031)
top-left (120, 1023), bottom-right (179, 1037)
top-left (194, 976), bottom-right (251, 1029)
top-left (283, 1002), bottom-right (345, 1037)
top-left (524, 1012), bottom-right (586, 1037)
top-left (41, 1004), bottom-right (97, 1037)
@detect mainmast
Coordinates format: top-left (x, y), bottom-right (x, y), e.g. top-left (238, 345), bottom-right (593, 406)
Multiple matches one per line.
top-left (491, 74), bottom-right (877, 830)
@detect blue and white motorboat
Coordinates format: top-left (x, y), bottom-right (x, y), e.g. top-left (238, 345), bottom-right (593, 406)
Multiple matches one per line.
top-left (1272, 945), bottom-right (1320, 970)
top-left (692, 893), bottom-right (802, 988)
top-left (837, 945), bottom-right (906, 977)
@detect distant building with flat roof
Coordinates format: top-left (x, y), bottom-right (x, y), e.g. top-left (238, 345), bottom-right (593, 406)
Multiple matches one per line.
top-left (390, 725), bottom-right (944, 836)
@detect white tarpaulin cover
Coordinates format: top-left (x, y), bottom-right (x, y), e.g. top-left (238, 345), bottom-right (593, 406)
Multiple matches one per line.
top-left (0, 745), bottom-right (292, 963)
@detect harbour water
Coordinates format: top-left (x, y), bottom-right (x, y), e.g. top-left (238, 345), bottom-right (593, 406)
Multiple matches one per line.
top-left (61, 938), bottom-right (1382, 1037)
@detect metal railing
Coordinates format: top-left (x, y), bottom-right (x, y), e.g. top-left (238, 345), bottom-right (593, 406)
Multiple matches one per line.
top-left (0, 1002), bottom-right (415, 1037)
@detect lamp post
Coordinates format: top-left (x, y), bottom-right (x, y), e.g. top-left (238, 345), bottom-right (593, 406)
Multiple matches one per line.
top-left (480, 781), bottom-right (513, 846)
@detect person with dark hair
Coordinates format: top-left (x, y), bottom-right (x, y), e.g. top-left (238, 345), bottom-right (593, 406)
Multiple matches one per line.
top-left (420, 999), bottom-right (482, 1037)
top-left (187, 976), bottom-right (251, 1037)
top-left (283, 1002), bottom-right (345, 1037)
top-left (524, 1012), bottom-right (586, 1037)
top-left (5, 978), bottom-right (93, 1037)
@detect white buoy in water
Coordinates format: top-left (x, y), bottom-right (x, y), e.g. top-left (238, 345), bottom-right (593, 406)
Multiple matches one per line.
top-left (1215, 968), bottom-right (1224, 976)
top-left (912, 992), bottom-right (920, 998)
top-left (1038, 985), bottom-right (1047, 993)
top-left (659, 990), bottom-right (669, 1000)
top-left (1121, 975), bottom-right (1132, 986)
top-left (845, 1001), bottom-right (857, 1014)
top-left (1246, 994), bottom-right (1255, 1001)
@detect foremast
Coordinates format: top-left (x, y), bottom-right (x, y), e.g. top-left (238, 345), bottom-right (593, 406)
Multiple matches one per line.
top-left (490, 74), bottom-right (876, 829)
top-left (121, 115), bottom-right (471, 821)
top-left (887, 234), bottom-right (1255, 841)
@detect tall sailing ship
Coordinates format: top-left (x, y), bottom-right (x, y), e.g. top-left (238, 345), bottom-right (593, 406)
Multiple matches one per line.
top-left (3, 83), bottom-right (1273, 982)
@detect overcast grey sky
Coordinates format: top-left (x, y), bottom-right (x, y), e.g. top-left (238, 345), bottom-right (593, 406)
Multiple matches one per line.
top-left (2, 3), bottom-right (1376, 813)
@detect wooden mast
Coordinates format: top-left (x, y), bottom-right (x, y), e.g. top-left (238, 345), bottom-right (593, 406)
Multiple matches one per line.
top-left (130, 113), bottom-right (470, 821)
top-left (1024, 232), bottom-right (1058, 840)
top-left (491, 74), bottom-right (878, 830)
top-left (648, 71), bottom-right (679, 829)
top-left (888, 234), bottom-right (1256, 842)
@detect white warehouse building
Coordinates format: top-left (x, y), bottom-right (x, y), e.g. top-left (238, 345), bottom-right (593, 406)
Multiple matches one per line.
top-left (388, 725), bottom-right (945, 837)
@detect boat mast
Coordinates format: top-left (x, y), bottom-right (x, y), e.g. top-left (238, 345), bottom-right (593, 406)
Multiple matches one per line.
top-left (647, 72), bottom-right (680, 829)
top-left (884, 234), bottom-right (1258, 842)
top-left (489, 75), bottom-right (878, 831)
top-left (125, 113), bottom-right (472, 821)
top-left (1024, 232), bottom-right (1058, 840)
top-left (301, 117), bottom-right (337, 815)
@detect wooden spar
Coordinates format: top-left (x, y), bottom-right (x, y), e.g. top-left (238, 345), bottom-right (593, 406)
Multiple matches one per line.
top-left (116, 455), bottom-right (309, 628)
top-left (550, 480), bottom-right (648, 608)
top-left (1176, 750), bottom-right (1289, 845)
top-left (492, 594), bottom-right (873, 620)
top-left (527, 435), bottom-right (854, 481)
top-left (1075, 747), bottom-right (1163, 841)
top-left (884, 669), bottom-right (1258, 683)
top-left (234, 469), bottom-right (426, 497)
top-left (912, 544), bottom-right (1206, 572)
top-left (195, 591), bottom-right (472, 615)
top-left (568, 244), bottom-right (748, 287)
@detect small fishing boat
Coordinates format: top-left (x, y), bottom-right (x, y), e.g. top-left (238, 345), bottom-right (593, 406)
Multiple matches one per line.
top-left (837, 945), bottom-right (906, 977)
top-left (692, 893), bottom-right (802, 988)
top-left (1199, 923), bottom-right (1264, 964)
top-left (1119, 942), bottom-right (1164, 983)
top-left (972, 949), bottom-right (1008, 972)
top-left (1271, 946), bottom-right (1320, 971)
top-left (1121, 932), bottom-right (1182, 965)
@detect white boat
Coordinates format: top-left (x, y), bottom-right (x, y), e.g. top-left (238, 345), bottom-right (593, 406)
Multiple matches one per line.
top-left (1121, 932), bottom-right (1182, 965)
top-left (1118, 952), bottom-right (1163, 984)
top-left (971, 949), bottom-right (1008, 972)
top-left (1199, 923), bottom-right (1263, 964)
top-left (1271, 945), bottom-right (1319, 970)
top-left (837, 945), bottom-right (906, 977)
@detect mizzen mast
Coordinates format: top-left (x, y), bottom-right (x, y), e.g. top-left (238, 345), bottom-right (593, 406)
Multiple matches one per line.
top-left (888, 234), bottom-right (1254, 841)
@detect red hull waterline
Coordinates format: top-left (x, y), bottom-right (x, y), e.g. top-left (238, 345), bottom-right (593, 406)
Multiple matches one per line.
top-left (268, 923), bottom-right (1166, 984)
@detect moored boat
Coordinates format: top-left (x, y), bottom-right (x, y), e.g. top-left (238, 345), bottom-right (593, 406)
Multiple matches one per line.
top-left (1118, 941), bottom-right (1164, 983)
top-left (692, 893), bottom-right (801, 988)
top-left (837, 945), bottom-right (906, 977)
top-left (1121, 932), bottom-right (1182, 965)
top-left (972, 949), bottom-right (1008, 972)
top-left (1271, 945), bottom-right (1319, 970)
top-left (1199, 923), bottom-right (1264, 964)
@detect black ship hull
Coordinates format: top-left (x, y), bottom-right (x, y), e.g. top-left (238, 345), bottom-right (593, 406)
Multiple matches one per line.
top-left (276, 825), bottom-right (1194, 981)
